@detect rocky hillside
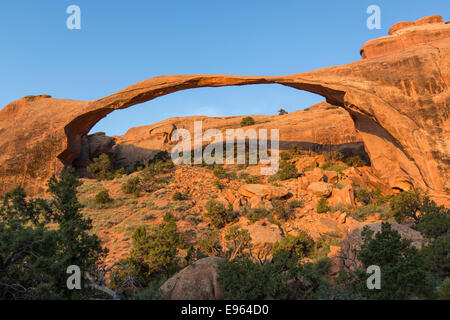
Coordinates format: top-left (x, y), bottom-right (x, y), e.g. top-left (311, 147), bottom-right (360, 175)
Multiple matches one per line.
top-left (76, 147), bottom-right (390, 269)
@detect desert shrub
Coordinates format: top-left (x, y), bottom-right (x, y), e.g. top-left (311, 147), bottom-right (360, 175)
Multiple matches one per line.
top-left (350, 203), bottom-right (391, 222)
top-left (345, 156), bottom-right (367, 167)
top-left (280, 152), bottom-right (292, 161)
top-left (323, 151), bottom-right (344, 162)
top-left (0, 169), bottom-right (106, 299)
top-left (272, 232), bottom-right (315, 259)
top-left (278, 161), bottom-right (298, 180)
top-left (87, 153), bottom-right (123, 180)
top-left (289, 144), bottom-right (303, 156)
top-left (240, 116), bottom-right (255, 127)
top-left (317, 197), bottom-right (329, 213)
top-left (140, 152), bottom-right (174, 181)
top-left (356, 222), bottom-right (435, 300)
top-left (237, 172), bottom-right (261, 184)
top-left (390, 189), bottom-right (446, 223)
top-left (217, 250), bottom-right (338, 300)
top-left (320, 162), bottom-right (348, 174)
top-left (217, 254), bottom-right (294, 300)
top-left (355, 187), bottom-right (382, 205)
top-left (152, 151), bottom-right (171, 162)
top-left (278, 108), bottom-right (288, 115)
top-left (213, 179), bottom-right (225, 190)
top-left (115, 212), bottom-right (185, 286)
top-left (272, 200), bottom-right (293, 221)
top-left (205, 200), bottom-right (235, 229)
top-left (172, 191), bottom-right (183, 201)
top-left (288, 199), bottom-right (303, 209)
top-left (121, 176), bottom-right (141, 194)
top-left (95, 189), bottom-right (111, 204)
top-left (438, 278), bottom-right (450, 300)
top-left (415, 210), bottom-right (450, 240)
top-left (198, 230), bottom-right (223, 257)
top-left (269, 161), bottom-right (298, 181)
top-left (246, 208), bottom-right (270, 223)
top-left (217, 256), bottom-right (289, 300)
top-left (224, 226), bottom-right (252, 260)
top-left (143, 213), bottom-right (156, 221)
top-left (329, 202), bottom-right (349, 213)
top-left (213, 166), bottom-right (227, 179)
top-left (422, 233), bottom-right (450, 279)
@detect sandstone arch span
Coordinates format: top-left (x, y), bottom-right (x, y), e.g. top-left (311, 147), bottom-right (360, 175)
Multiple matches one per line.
top-left (0, 16), bottom-right (448, 204)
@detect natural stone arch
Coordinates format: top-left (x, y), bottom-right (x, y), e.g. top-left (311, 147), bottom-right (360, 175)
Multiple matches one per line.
top-left (0, 17), bottom-right (448, 204)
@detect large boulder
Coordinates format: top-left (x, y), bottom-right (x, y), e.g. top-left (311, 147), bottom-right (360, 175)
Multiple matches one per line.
top-left (238, 184), bottom-right (289, 200)
top-left (159, 257), bottom-right (225, 300)
top-left (305, 167), bottom-right (326, 183)
top-left (329, 184), bottom-right (356, 209)
top-left (249, 196), bottom-right (273, 210)
top-left (295, 156), bottom-right (318, 173)
top-left (307, 182), bottom-right (333, 197)
top-left (244, 221), bottom-right (283, 260)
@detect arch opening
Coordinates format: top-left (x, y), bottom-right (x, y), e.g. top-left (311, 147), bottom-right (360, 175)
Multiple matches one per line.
top-left (68, 81), bottom-right (371, 179)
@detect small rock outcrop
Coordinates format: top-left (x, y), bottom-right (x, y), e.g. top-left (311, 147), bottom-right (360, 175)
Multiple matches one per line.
top-left (159, 257), bottom-right (225, 300)
top-left (307, 182), bottom-right (333, 198)
top-left (238, 184), bottom-right (290, 200)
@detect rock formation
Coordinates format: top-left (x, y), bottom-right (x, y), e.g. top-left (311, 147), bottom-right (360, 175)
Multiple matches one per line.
top-left (0, 16), bottom-right (448, 203)
top-left (159, 256), bottom-right (225, 300)
top-left (107, 101), bottom-right (364, 171)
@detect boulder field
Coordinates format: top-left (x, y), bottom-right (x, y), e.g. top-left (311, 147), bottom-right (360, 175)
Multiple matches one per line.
top-left (0, 16), bottom-right (449, 204)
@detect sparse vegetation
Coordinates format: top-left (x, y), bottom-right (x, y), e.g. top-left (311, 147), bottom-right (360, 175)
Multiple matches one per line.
top-left (246, 208), bottom-right (270, 223)
top-left (346, 156), bottom-right (367, 167)
top-left (350, 203), bottom-right (390, 222)
top-left (87, 153), bottom-right (124, 181)
top-left (317, 197), bottom-right (329, 213)
top-left (112, 212), bottom-right (185, 288)
top-left (95, 189), bottom-right (111, 204)
top-left (172, 191), bottom-right (186, 201)
top-left (121, 176), bottom-right (141, 194)
top-left (240, 116), bottom-right (256, 127)
top-left (323, 151), bottom-right (344, 162)
top-left (278, 108), bottom-right (288, 115)
top-left (198, 230), bottom-right (223, 257)
top-left (390, 188), bottom-right (448, 224)
top-left (205, 200), bottom-right (235, 229)
top-left (288, 199), bottom-right (303, 209)
top-left (280, 152), bottom-right (292, 161)
top-left (272, 232), bottom-right (315, 259)
top-left (268, 161), bottom-right (298, 181)
top-left (0, 169), bottom-right (106, 299)
top-left (272, 200), bottom-right (294, 221)
top-left (237, 172), bottom-right (261, 184)
top-left (355, 223), bottom-right (435, 300)
top-left (224, 226), bottom-right (252, 260)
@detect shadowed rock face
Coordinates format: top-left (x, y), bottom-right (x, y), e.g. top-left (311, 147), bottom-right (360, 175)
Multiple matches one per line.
top-left (0, 16), bottom-right (449, 203)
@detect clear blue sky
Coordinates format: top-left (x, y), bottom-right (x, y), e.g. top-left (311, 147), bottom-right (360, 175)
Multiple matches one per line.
top-left (0, 1), bottom-right (448, 135)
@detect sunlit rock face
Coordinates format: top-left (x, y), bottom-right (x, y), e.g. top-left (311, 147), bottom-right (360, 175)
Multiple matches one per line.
top-left (0, 16), bottom-right (448, 205)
